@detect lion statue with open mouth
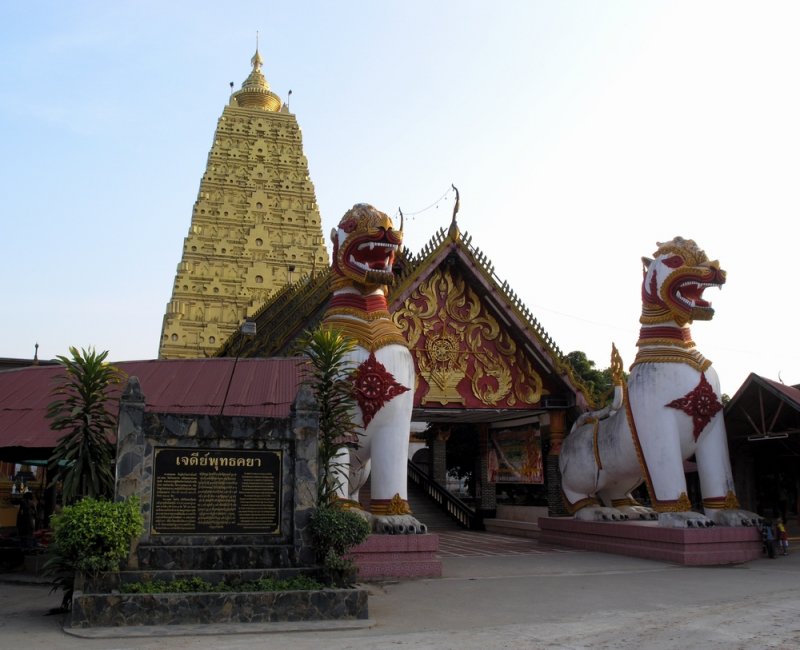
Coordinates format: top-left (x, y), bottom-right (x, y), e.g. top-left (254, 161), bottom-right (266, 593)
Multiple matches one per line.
top-left (559, 237), bottom-right (759, 528)
top-left (320, 203), bottom-right (425, 534)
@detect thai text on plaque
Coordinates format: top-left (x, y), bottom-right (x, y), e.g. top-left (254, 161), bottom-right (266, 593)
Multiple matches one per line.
top-left (151, 448), bottom-right (282, 535)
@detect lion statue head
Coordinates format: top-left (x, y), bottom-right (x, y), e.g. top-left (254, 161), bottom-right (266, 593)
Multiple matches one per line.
top-left (330, 203), bottom-right (403, 294)
top-left (641, 237), bottom-right (726, 326)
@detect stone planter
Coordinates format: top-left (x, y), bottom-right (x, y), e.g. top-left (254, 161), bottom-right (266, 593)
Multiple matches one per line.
top-left (69, 580), bottom-right (368, 628)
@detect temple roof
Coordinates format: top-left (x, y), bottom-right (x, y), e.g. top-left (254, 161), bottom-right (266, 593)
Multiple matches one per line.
top-left (0, 358), bottom-right (306, 459)
top-left (725, 373), bottom-right (800, 442)
top-left (391, 224), bottom-right (593, 414)
top-left (217, 219), bottom-right (594, 417)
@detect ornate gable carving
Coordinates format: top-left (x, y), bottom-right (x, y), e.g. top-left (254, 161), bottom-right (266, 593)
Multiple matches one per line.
top-left (394, 265), bottom-right (543, 408)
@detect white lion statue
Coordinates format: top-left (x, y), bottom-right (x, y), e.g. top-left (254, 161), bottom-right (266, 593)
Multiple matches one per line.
top-left (320, 203), bottom-right (425, 534)
top-left (559, 237), bottom-right (759, 528)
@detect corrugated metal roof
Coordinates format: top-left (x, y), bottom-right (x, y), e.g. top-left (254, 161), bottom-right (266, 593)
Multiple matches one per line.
top-left (0, 357), bottom-right (308, 451)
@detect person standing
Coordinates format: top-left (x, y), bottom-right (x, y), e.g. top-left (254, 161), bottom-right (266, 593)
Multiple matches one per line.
top-left (16, 492), bottom-right (37, 549)
top-left (762, 519), bottom-right (777, 559)
top-left (776, 518), bottom-right (789, 556)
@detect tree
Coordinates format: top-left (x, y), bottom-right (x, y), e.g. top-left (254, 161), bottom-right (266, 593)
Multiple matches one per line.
top-left (302, 329), bottom-right (370, 586)
top-left (47, 347), bottom-right (124, 504)
top-left (565, 350), bottom-right (619, 406)
top-left (301, 328), bottom-right (358, 508)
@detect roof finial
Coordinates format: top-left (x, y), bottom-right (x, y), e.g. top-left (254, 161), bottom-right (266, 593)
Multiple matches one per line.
top-left (448, 184), bottom-right (461, 241)
top-left (33, 342), bottom-right (39, 365)
top-left (251, 31), bottom-right (263, 72)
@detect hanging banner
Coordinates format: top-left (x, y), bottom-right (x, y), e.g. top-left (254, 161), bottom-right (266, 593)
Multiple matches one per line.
top-left (488, 427), bottom-right (543, 484)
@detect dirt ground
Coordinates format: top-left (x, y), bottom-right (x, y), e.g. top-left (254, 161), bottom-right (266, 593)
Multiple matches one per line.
top-left (2, 544), bottom-right (798, 650)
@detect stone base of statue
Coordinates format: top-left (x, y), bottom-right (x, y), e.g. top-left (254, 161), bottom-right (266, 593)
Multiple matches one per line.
top-left (349, 534), bottom-right (442, 580)
top-left (538, 517), bottom-right (761, 566)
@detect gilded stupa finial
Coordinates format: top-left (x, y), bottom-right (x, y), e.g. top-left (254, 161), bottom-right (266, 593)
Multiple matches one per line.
top-left (232, 33), bottom-right (281, 112)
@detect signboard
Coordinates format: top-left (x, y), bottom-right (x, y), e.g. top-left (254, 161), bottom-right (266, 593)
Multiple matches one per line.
top-left (151, 448), bottom-right (281, 535)
top-left (488, 428), bottom-right (543, 484)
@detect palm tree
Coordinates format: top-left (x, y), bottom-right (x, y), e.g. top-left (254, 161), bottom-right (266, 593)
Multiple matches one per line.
top-left (301, 328), bottom-right (358, 507)
top-left (47, 347), bottom-right (124, 504)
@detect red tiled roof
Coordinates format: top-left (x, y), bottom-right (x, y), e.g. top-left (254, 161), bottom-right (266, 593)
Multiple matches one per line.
top-left (0, 357), bottom-right (308, 452)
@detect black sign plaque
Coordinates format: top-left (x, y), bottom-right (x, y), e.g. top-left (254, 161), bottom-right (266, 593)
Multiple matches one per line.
top-left (151, 448), bottom-right (282, 535)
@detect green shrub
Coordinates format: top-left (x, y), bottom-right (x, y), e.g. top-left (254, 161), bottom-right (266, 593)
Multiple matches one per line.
top-left (311, 506), bottom-right (370, 557)
top-left (310, 506), bottom-right (370, 586)
top-left (43, 496), bottom-right (143, 610)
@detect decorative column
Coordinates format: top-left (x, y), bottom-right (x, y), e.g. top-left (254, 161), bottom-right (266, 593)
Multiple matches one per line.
top-left (432, 426), bottom-right (450, 484)
top-left (477, 424), bottom-right (497, 519)
top-left (291, 382), bottom-right (320, 567)
top-left (115, 377), bottom-right (148, 566)
top-left (545, 410), bottom-right (568, 516)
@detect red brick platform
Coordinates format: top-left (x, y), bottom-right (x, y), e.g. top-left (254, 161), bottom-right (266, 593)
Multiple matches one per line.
top-left (538, 517), bottom-right (762, 565)
top-left (349, 534), bottom-right (442, 580)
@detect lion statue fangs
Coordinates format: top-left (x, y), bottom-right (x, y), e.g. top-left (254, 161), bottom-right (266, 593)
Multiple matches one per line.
top-left (322, 203), bottom-right (426, 535)
top-left (559, 237), bottom-right (760, 528)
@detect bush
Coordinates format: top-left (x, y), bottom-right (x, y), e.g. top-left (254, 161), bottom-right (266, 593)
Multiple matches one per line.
top-left (43, 496), bottom-right (143, 610)
top-left (310, 506), bottom-right (370, 587)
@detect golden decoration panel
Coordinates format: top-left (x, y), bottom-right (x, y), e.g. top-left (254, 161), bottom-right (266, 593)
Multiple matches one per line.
top-left (394, 266), bottom-right (543, 408)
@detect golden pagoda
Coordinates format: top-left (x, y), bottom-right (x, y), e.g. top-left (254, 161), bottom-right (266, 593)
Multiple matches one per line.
top-left (159, 47), bottom-right (329, 359)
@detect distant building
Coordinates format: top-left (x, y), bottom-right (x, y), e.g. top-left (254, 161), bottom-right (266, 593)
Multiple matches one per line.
top-left (159, 47), bottom-right (329, 359)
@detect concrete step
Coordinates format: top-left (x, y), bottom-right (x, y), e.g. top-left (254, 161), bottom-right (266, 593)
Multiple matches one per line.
top-left (484, 518), bottom-right (540, 539)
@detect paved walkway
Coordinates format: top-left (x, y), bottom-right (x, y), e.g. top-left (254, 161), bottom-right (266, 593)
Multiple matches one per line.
top-left (1, 531), bottom-right (799, 649)
top-left (437, 529), bottom-right (580, 557)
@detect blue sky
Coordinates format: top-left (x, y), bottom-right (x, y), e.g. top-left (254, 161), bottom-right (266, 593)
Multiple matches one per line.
top-left (1, 1), bottom-right (798, 395)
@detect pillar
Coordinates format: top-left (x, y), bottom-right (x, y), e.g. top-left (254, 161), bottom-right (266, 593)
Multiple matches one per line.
top-left (545, 410), bottom-right (568, 516)
top-left (477, 424), bottom-right (497, 519)
top-left (432, 426), bottom-right (450, 484)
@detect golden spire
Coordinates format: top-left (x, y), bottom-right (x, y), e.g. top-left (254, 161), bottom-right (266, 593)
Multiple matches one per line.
top-left (232, 36), bottom-right (282, 111)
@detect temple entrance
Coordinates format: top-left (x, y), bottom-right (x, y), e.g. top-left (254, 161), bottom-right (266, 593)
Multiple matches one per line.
top-left (410, 410), bottom-right (562, 530)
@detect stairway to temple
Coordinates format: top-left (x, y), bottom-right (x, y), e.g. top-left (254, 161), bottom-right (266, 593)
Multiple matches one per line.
top-left (358, 478), bottom-right (466, 532)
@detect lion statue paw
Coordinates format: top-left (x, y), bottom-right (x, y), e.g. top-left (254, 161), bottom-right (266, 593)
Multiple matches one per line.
top-left (372, 514), bottom-right (428, 535)
top-left (616, 505), bottom-right (658, 521)
top-left (658, 512), bottom-right (716, 528)
top-left (575, 506), bottom-right (630, 522)
top-left (706, 509), bottom-right (761, 527)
